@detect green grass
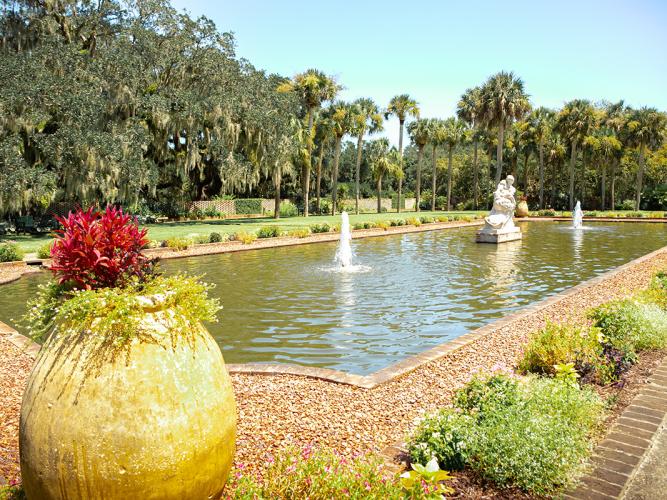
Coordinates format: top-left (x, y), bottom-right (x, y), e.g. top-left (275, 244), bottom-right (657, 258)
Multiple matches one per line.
top-left (0, 210), bottom-right (484, 255)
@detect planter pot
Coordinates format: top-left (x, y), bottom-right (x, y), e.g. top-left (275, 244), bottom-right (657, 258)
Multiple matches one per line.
top-left (19, 296), bottom-right (236, 500)
top-left (515, 200), bottom-right (529, 217)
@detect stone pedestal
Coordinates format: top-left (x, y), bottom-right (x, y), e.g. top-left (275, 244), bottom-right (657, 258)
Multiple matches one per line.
top-left (476, 226), bottom-right (522, 244)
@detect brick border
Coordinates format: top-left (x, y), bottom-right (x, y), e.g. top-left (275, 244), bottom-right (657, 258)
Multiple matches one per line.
top-left (566, 357), bottom-right (667, 499)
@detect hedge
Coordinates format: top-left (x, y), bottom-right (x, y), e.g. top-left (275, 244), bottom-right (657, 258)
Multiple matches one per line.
top-left (234, 198), bottom-right (263, 214)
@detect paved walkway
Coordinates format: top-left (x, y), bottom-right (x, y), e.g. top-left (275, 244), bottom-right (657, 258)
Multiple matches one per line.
top-left (567, 358), bottom-right (667, 499)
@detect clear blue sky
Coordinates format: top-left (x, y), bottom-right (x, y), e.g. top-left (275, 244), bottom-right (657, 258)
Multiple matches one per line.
top-left (172, 0), bottom-right (667, 143)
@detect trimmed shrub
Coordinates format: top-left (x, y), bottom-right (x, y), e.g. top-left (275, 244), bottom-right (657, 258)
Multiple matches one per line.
top-left (288, 228), bottom-right (310, 238)
top-left (256, 226), bottom-right (282, 239)
top-left (234, 231), bottom-right (257, 244)
top-left (309, 223), bottom-right (331, 233)
top-left (36, 241), bottom-right (54, 259)
top-left (409, 373), bottom-right (604, 496)
top-left (405, 217), bottom-right (421, 227)
top-left (192, 234), bottom-right (210, 245)
top-left (209, 232), bottom-right (224, 243)
top-left (537, 209), bottom-right (556, 216)
top-left (0, 241), bottom-right (24, 262)
top-left (166, 237), bottom-right (191, 250)
top-left (376, 221), bottom-right (390, 230)
top-left (279, 201), bottom-right (298, 218)
top-left (234, 198), bottom-right (263, 215)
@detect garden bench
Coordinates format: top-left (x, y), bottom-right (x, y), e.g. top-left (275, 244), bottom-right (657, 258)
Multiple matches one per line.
top-left (15, 216), bottom-right (37, 234)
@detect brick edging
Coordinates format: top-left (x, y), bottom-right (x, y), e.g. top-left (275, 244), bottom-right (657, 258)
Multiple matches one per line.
top-left (566, 358), bottom-right (667, 499)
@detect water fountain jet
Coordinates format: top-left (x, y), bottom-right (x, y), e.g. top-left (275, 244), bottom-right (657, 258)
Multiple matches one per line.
top-left (573, 201), bottom-right (584, 229)
top-left (335, 212), bottom-right (353, 268)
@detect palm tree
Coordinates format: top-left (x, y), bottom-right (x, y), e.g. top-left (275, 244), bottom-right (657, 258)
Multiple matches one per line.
top-left (602, 101), bottom-right (628, 210)
top-left (407, 118), bottom-right (431, 211)
top-left (385, 94), bottom-right (420, 212)
top-left (527, 107), bottom-right (555, 208)
top-left (350, 98), bottom-right (383, 214)
top-left (313, 114), bottom-right (335, 214)
top-left (584, 131), bottom-right (621, 210)
top-left (478, 71), bottom-right (531, 184)
top-left (555, 99), bottom-right (596, 210)
top-left (369, 139), bottom-right (401, 213)
top-left (442, 117), bottom-right (466, 210)
top-left (277, 69), bottom-right (339, 216)
top-left (426, 118), bottom-right (447, 211)
top-left (623, 107), bottom-right (667, 209)
top-left (327, 101), bottom-right (355, 215)
top-left (545, 136), bottom-right (566, 207)
top-left (457, 86), bottom-right (482, 208)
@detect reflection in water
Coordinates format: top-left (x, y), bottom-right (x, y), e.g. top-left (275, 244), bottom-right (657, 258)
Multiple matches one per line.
top-left (1, 222), bottom-right (665, 375)
top-left (486, 240), bottom-right (522, 298)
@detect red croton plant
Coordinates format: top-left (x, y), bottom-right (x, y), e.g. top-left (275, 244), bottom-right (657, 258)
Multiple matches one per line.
top-left (50, 206), bottom-right (151, 290)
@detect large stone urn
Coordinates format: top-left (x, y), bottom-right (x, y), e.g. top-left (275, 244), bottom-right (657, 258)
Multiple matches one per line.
top-left (515, 199), bottom-right (529, 217)
top-left (19, 295), bottom-right (237, 500)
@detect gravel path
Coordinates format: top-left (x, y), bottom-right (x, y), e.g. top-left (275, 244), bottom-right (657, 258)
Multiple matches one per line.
top-left (1, 247), bottom-right (666, 485)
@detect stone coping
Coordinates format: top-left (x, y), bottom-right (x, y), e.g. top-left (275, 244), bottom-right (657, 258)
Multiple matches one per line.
top-left (4, 244), bottom-right (666, 391)
top-left (522, 216), bottom-right (667, 223)
top-left (566, 357), bottom-right (667, 499)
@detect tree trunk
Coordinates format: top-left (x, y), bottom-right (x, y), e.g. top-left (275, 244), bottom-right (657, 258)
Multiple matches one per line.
top-left (611, 158), bottom-right (617, 211)
top-left (495, 122), bottom-right (504, 184)
top-left (568, 141), bottom-right (577, 210)
top-left (303, 108), bottom-right (315, 217)
top-left (415, 144), bottom-right (424, 212)
top-left (522, 151), bottom-right (530, 191)
top-left (316, 145), bottom-right (325, 214)
top-left (636, 143), bottom-right (645, 210)
top-left (397, 119), bottom-right (404, 213)
top-left (332, 136), bottom-right (342, 215)
top-left (538, 139), bottom-right (545, 209)
top-left (273, 167), bottom-right (281, 219)
top-left (472, 138), bottom-right (479, 209)
top-left (354, 132), bottom-right (363, 215)
top-left (601, 163), bottom-right (607, 211)
top-left (431, 144), bottom-right (437, 211)
top-left (377, 176), bottom-right (382, 213)
top-left (446, 145), bottom-right (453, 211)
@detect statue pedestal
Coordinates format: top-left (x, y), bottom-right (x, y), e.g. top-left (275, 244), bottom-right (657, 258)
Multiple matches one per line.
top-left (476, 226), bottom-right (522, 244)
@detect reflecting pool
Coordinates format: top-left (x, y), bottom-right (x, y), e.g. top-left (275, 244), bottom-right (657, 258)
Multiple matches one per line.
top-left (1, 222), bottom-right (665, 375)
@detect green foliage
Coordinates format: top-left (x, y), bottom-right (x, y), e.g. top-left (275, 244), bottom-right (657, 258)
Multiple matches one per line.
top-left (288, 228), bottom-right (311, 238)
top-left (554, 362), bottom-right (580, 385)
top-left (29, 275), bottom-right (219, 346)
top-left (235, 199), bottom-right (263, 215)
top-left (192, 234), bottom-right (210, 244)
top-left (226, 446), bottom-right (445, 499)
top-left (209, 232), bottom-right (224, 243)
top-left (405, 217), bottom-right (421, 227)
top-left (518, 322), bottom-right (610, 383)
top-left (36, 240), bottom-right (54, 259)
top-left (279, 201), bottom-right (298, 218)
top-left (409, 373), bottom-right (604, 496)
top-left (537, 209), bottom-right (557, 216)
top-left (0, 484), bottom-right (25, 500)
top-left (256, 226), bottom-right (282, 238)
top-left (399, 458), bottom-right (455, 497)
top-left (309, 222), bottom-right (331, 233)
top-left (234, 231), bottom-right (258, 244)
top-left (0, 242), bottom-right (25, 262)
top-left (166, 237), bottom-right (192, 251)
top-left (590, 298), bottom-right (667, 353)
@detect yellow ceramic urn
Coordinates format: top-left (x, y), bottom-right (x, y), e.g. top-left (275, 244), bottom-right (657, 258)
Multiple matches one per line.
top-left (19, 296), bottom-right (237, 500)
top-left (515, 199), bottom-right (529, 217)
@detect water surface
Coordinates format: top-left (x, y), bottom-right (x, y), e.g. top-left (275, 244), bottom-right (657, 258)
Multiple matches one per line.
top-left (1, 222), bottom-right (664, 375)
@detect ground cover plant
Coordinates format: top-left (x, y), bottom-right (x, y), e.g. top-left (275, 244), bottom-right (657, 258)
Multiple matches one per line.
top-left (225, 445), bottom-right (451, 499)
top-left (409, 372), bottom-right (604, 496)
top-left (0, 242), bottom-right (24, 262)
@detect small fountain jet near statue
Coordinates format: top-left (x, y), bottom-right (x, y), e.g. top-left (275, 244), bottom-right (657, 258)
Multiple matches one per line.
top-left (476, 175), bottom-right (523, 243)
top-left (573, 200), bottom-right (584, 229)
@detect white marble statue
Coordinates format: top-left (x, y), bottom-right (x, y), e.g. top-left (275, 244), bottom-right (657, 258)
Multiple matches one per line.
top-left (476, 175), bottom-right (522, 243)
top-left (483, 175), bottom-right (517, 231)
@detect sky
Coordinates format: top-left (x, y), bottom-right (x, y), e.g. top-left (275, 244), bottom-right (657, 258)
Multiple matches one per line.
top-left (171, 0), bottom-right (667, 144)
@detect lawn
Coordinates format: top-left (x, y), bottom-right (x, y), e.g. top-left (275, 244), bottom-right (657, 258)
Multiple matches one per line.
top-left (1, 210), bottom-right (485, 255)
